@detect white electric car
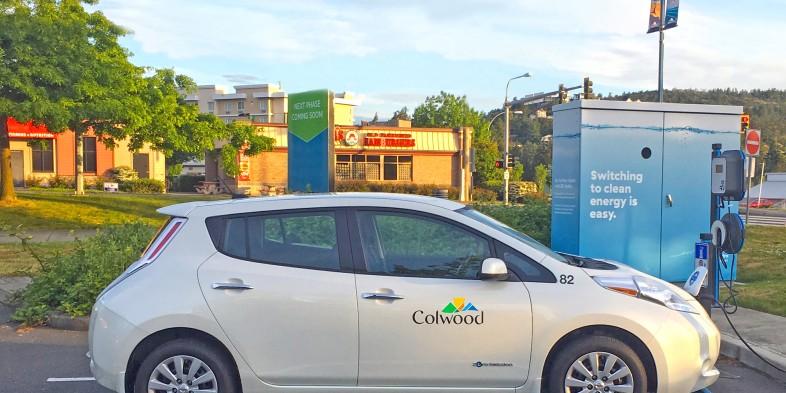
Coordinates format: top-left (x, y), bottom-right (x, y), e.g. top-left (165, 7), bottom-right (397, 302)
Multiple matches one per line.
top-left (89, 193), bottom-right (720, 393)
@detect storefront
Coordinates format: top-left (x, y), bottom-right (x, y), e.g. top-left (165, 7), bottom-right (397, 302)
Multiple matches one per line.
top-left (207, 121), bottom-right (471, 196)
top-left (2, 117), bottom-right (166, 187)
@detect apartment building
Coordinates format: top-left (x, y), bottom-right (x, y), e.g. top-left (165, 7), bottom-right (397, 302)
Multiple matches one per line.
top-left (184, 84), bottom-right (288, 124)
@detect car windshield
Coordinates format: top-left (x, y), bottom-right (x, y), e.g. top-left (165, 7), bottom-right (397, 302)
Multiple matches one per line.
top-left (457, 207), bottom-right (569, 264)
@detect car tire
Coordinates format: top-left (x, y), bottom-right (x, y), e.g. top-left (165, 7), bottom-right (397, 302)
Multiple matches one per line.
top-left (133, 338), bottom-right (239, 393)
top-left (546, 335), bottom-right (648, 393)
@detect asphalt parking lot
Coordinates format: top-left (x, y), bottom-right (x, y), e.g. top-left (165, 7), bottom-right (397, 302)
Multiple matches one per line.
top-left (0, 303), bottom-right (784, 393)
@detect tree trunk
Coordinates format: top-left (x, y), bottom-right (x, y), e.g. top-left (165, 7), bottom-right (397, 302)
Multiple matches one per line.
top-left (75, 131), bottom-right (85, 195)
top-left (0, 115), bottom-right (17, 202)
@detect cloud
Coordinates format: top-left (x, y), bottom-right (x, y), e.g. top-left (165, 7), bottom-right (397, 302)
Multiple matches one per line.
top-left (97, 0), bottom-right (786, 102)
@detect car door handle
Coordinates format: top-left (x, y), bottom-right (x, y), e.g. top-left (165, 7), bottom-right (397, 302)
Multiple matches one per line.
top-left (212, 282), bottom-right (254, 290)
top-left (362, 292), bottom-right (404, 300)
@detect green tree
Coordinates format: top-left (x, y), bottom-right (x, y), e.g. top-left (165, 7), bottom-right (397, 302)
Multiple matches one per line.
top-left (391, 106), bottom-right (411, 121)
top-left (0, 0), bottom-right (144, 200)
top-left (535, 163), bottom-right (550, 194)
top-left (412, 92), bottom-right (500, 187)
top-left (131, 69), bottom-right (274, 179)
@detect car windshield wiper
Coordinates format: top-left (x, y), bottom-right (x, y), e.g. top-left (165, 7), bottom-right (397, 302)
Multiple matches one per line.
top-left (558, 253), bottom-right (585, 267)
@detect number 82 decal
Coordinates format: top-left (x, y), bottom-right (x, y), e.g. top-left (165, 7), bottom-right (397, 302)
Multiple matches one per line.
top-left (559, 274), bottom-right (574, 284)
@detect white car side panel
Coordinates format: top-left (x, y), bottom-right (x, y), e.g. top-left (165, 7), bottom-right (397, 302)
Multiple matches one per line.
top-left (356, 275), bottom-right (532, 388)
top-left (198, 253), bottom-right (359, 386)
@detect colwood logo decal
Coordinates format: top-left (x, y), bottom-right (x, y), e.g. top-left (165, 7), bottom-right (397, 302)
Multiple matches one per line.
top-left (412, 297), bottom-right (484, 325)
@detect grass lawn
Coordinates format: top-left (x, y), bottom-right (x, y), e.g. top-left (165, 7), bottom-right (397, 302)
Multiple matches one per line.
top-left (0, 242), bottom-right (75, 276)
top-left (728, 225), bottom-right (786, 317)
top-left (0, 189), bottom-right (228, 230)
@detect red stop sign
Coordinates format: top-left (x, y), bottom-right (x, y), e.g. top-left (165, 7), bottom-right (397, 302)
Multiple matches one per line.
top-left (745, 129), bottom-right (761, 156)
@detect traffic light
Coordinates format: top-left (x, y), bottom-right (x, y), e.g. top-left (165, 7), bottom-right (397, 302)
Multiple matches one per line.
top-left (558, 84), bottom-right (568, 104)
top-left (583, 77), bottom-right (594, 99)
top-left (495, 160), bottom-right (504, 169)
top-left (741, 114), bottom-right (750, 132)
top-left (506, 154), bottom-right (516, 168)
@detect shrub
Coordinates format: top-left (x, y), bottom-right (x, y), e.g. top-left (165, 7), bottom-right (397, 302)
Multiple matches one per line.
top-left (25, 176), bottom-right (44, 188)
top-left (335, 181), bottom-right (459, 199)
top-left (120, 178), bottom-right (165, 193)
top-left (11, 222), bottom-right (156, 325)
top-left (472, 187), bottom-right (498, 202)
top-left (472, 198), bottom-right (552, 246)
top-left (48, 175), bottom-right (75, 189)
top-left (110, 166), bottom-right (138, 182)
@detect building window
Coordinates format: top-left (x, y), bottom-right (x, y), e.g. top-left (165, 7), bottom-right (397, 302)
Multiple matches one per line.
top-left (336, 154), bottom-right (380, 181)
top-left (259, 100), bottom-right (267, 112)
top-left (384, 155), bottom-right (412, 181)
top-left (83, 137), bottom-right (97, 173)
top-left (237, 100), bottom-right (245, 113)
top-left (225, 102), bottom-right (234, 114)
top-left (336, 154), bottom-right (411, 181)
top-left (31, 141), bottom-right (54, 173)
top-left (208, 102), bottom-right (215, 113)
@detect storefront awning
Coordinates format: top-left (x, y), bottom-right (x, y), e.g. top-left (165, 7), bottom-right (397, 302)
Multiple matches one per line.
top-left (7, 117), bottom-right (55, 139)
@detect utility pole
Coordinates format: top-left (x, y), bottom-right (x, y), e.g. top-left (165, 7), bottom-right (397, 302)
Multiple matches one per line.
top-left (503, 73), bottom-right (531, 205)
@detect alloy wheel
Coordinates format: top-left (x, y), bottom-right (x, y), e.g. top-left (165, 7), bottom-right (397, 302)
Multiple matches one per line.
top-left (563, 351), bottom-right (634, 393)
top-left (147, 355), bottom-right (218, 393)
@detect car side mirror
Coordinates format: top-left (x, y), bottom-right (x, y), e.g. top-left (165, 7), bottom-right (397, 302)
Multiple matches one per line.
top-left (480, 258), bottom-right (508, 281)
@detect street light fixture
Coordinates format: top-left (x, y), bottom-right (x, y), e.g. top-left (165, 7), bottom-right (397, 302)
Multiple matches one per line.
top-left (504, 72), bottom-right (531, 205)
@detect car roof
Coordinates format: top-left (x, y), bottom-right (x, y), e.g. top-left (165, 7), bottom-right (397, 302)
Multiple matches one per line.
top-left (157, 192), bottom-right (466, 217)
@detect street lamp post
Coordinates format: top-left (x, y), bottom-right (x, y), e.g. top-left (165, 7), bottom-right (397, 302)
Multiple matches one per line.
top-left (504, 72), bottom-right (531, 205)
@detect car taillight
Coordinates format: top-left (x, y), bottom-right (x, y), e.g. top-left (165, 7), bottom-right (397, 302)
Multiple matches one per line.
top-left (141, 217), bottom-right (187, 262)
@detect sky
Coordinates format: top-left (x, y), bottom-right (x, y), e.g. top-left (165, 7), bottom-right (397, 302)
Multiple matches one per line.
top-left (94, 0), bottom-right (786, 121)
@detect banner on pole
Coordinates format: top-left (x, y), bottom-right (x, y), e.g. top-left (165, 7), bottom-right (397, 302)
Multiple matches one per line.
top-left (647, 0), bottom-right (662, 33)
top-left (664, 0), bottom-right (679, 30)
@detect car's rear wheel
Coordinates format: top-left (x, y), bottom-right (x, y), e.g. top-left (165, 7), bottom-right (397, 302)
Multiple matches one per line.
top-left (134, 338), bottom-right (238, 393)
top-left (547, 335), bottom-right (647, 393)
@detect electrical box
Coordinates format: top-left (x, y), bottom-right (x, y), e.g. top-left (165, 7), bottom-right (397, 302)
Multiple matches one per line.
top-left (551, 100), bottom-right (741, 282)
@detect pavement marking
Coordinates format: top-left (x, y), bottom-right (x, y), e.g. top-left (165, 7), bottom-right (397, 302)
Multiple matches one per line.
top-left (46, 377), bottom-right (96, 382)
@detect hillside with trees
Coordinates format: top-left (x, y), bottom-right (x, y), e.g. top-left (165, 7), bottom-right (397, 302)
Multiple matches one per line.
top-left (611, 89), bottom-right (786, 173)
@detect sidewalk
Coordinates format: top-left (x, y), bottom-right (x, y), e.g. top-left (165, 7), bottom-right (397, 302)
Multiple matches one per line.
top-left (712, 307), bottom-right (786, 379)
top-left (0, 229), bottom-right (97, 244)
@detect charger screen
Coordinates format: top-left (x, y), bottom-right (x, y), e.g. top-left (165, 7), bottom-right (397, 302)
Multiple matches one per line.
top-left (715, 164), bottom-right (724, 173)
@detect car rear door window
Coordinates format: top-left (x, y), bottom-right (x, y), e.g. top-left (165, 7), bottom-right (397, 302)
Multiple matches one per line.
top-left (209, 211), bottom-right (340, 271)
top-left (355, 211), bottom-right (491, 279)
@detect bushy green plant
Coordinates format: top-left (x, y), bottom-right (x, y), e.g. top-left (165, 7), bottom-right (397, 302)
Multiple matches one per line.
top-left (120, 178), bottom-right (165, 193)
top-left (12, 223), bottom-right (156, 325)
top-left (25, 176), bottom-right (44, 188)
top-left (472, 187), bottom-right (498, 202)
top-left (472, 198), bottom-right (551, 246)
top-left (335, 181), bottom-right (459, 199)
top-left (48, 175), bottom-right (75, 189)
top-left (110, 166), bottom-right (138, 182)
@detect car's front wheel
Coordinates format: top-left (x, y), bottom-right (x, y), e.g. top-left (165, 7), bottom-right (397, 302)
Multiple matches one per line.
top-left (134, 338), bottom-right (238, 393)
top-left (547, 335), bottom-right (647, 393)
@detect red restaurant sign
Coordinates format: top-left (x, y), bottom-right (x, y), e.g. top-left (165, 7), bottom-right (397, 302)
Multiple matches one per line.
top-left (6, 117), bottom-right (55, 139)
top-left (363, 132), bottom-right (415, 148)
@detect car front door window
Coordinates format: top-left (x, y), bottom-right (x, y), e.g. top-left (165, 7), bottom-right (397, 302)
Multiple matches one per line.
top-left (356, 211), bottom-right (491, 279)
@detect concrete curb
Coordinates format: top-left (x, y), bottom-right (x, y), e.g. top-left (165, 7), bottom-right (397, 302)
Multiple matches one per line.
top-left (720, 332), bottom-right (786, 380)
top-left (47, 312), bottom-right (89, 331)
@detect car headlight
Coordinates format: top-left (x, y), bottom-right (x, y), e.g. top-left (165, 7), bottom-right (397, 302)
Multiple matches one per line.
top-left (593, 275), bottom-right (699, 314)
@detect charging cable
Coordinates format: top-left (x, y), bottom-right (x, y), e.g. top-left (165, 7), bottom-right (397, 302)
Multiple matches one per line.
top-left (711, 201), bottom-right (785, 373)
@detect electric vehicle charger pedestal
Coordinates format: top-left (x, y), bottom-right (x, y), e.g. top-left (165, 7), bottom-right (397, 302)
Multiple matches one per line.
top-left (551, 100), bottom-right (742, 282)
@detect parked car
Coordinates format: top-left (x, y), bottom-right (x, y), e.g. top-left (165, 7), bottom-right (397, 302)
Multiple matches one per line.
top-left (89, 193), bottom-right (720, 393)
top-left (749, 199), bottom-right (775, 208)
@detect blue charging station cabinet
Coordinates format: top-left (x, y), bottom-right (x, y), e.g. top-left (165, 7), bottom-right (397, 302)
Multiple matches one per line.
top-left (551, 100), bottom-right (741, 282)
